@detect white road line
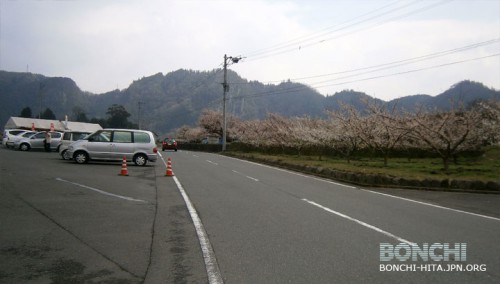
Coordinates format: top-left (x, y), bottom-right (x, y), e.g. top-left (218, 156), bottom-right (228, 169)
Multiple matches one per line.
top-left (55, 178), bottom-right (147, 203)
top-left (232, 170), bottom-right (259, 182)
top-left (245, 175), bottom-right (259, 182)
top-left (223, 155), bottom-right (500, 221)
top-left (224, 155), bottom-right (356, 189)
top-left (173, 176), bottom-right (223, 284)
top-left (302, 198), bottom-right (416, 245)
top-left (206, 160), bottom-right (219, 166)
top-left (157, 152), bottom-right (168, 168)
top-left (362, 189), bottom-right (500, 222)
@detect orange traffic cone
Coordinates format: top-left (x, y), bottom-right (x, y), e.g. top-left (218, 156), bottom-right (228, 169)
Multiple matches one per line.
top-left (165, 157), bottom-right (174, 177)
top-left (120, 156), bottom-right (129, 176)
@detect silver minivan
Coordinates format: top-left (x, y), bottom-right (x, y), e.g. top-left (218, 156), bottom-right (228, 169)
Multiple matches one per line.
top-left (67, 129), bottom-right (158, 166)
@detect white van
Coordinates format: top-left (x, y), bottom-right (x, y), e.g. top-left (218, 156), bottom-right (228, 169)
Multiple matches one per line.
top-left (67, 129), bottom-right (158, 166)
top-left (59, 131), bottom-right (91, 160)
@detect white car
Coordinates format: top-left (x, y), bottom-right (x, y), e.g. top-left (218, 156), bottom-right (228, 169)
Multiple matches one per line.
top-left (6, 131), bottom-right (38, 149)
top-left (15, 132), bottom-right (63, 151)
top-left (2, 129), bottom-right (27, 148)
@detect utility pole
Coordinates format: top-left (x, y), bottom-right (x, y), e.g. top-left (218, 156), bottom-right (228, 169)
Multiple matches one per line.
top-left (222, 55), bottom-right (228, 151)
top-left (221, 54), bottom-right (241, 151)
top-left (38, 83), bottom-right (44, 119)
top-left (138, 101), bottom-right (144, 130)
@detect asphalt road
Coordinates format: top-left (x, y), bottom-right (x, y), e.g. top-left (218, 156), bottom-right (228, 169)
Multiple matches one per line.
top-left (1, 148), bottom-right (499, 283)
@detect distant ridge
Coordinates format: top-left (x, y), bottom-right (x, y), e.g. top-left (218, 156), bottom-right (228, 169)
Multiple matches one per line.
top-left (1, 70), bottom-right (498, 134)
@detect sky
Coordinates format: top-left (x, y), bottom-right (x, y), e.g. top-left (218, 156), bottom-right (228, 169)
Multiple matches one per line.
top-left (0, 0), bottom-right (499, 101)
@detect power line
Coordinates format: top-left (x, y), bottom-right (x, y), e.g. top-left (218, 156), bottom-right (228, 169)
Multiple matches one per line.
top-left (234, 38), bottom-right (500, 85)
top-left (242, 0), bottom-right (451, 62)
top-left (242, 0), bottom-right (405, 58)
top-left (231, 53), bottom-right (500, 101)
top-left (303, 38), bottom-right (500, 86)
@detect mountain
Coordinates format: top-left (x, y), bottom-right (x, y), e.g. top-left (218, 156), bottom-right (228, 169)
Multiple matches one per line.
top-left (1, 70), bottom-right (498, 135)
top-left (387, 81), bottom-right (499, 112)
top-left (0, 71), bottom-right (92, 129)
top-left (324, 90), bottom-right (385, 114)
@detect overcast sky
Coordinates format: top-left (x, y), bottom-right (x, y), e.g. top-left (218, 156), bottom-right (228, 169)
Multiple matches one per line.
top-left (1, 0), bottom-right (499, 101)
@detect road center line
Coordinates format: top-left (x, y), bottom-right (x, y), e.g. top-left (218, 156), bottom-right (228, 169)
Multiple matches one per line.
top-left (224, 155), bottom-right (356, 189)
top-left (232, 170), bottom-right (259, 182)
top-left (55, 178), bottom-right (146, 203)
top-left (224, 154), bottom-right (499, 221)
top-left (302, 198), bottom-right (416, 245)
top-left (206, 160), bottom-right (219, 166)
top-left (173, 176), bottom-right (223, 284)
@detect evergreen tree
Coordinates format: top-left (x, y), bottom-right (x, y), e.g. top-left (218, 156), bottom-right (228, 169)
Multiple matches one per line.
top-left (19, 107), bottom-right (32, 118)
top-left (41, 108), bottom-right (56, 119)
top-left (106, 104), bottom-right (132, 128)
top-left (72, 106), bottom-right (89, 122)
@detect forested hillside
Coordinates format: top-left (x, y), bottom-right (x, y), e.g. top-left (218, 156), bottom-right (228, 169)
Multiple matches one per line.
top-left (0, 69), bottom-right (498, 135)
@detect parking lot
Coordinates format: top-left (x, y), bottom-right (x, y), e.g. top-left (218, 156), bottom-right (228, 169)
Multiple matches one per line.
top-left (3, 146), bottom-right (500, 283)
top-left (0, 147), bottom-right (207, 283)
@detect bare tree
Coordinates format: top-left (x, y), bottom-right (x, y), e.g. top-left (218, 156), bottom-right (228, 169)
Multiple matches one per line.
top-left (326, 111), bottom-right (362, 163)
top-left (365, 102), bottom-right (412, 166)
top-left (408, 107), bottom-right (485, 171)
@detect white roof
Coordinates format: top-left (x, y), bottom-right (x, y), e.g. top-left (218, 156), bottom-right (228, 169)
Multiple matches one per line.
top-left (4, 117), bottom-right (102, 133)
top-left (64, 121), bottom-right (102, 132)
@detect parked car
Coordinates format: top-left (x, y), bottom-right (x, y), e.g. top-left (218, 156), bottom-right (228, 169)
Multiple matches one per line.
top-left (66, 129), bottom-right (158, 166)
top-left (7, 131), bottom-right (38, 148)
top-left (15, 131), bottom-right (63, 151)
top-left (59, 131), bottom-right (91, 160)
top-left (162, 138), bottom-right (178, 151)
top-left (2, 129), bottom-right (27, 148)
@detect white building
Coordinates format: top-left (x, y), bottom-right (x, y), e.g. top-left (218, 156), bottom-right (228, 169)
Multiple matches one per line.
top-left (3, 117), bottom-right (102, 133)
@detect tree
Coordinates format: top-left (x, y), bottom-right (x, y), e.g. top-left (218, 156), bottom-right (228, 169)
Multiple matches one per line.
top-left (19, 107), bottom-right (32, 118)
top-left (106, 104), bottom-right (135, 128)
top-left (41, 108), bottom-right (56, 120)
top-left (197, 110), bottom-right (241, 141)
top-left (72, 106), bottom-right (89, 122)
top-left (198, 110), bottom-right (222, 136)
top-left (408, 107), bottom-right (485, 171)
top-left (365, 103), bottom-right (411, 166)
top-left (326, 111), bottom-right (362, 163)
top-left (262, 114), bottom-right (292, 153)
top-left (236, 120), bottom-right (267, 147)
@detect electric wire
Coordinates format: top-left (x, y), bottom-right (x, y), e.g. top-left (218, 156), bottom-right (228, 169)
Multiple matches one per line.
top-left (242, 0), bottom-right (451, 62)
top-left (231, 53), bottom-right (500, 101)
top-left (242, 0), bottom-right (405, 58)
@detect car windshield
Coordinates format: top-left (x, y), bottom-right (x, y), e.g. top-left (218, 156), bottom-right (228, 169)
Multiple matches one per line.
top-left (74, 133), bottom-right (90, 140)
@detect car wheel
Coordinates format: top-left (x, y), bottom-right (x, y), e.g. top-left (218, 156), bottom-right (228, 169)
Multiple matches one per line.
top-left (74, 151), bottom-right (89, 164)
top-left (134, 154), bottom-right (148, 166)
top-left (175, 148), bottom-right (178, 152)
top-left (61, 149), bottom-right (70, 160)
top-left (19, 143), bottom-right (30, 151)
